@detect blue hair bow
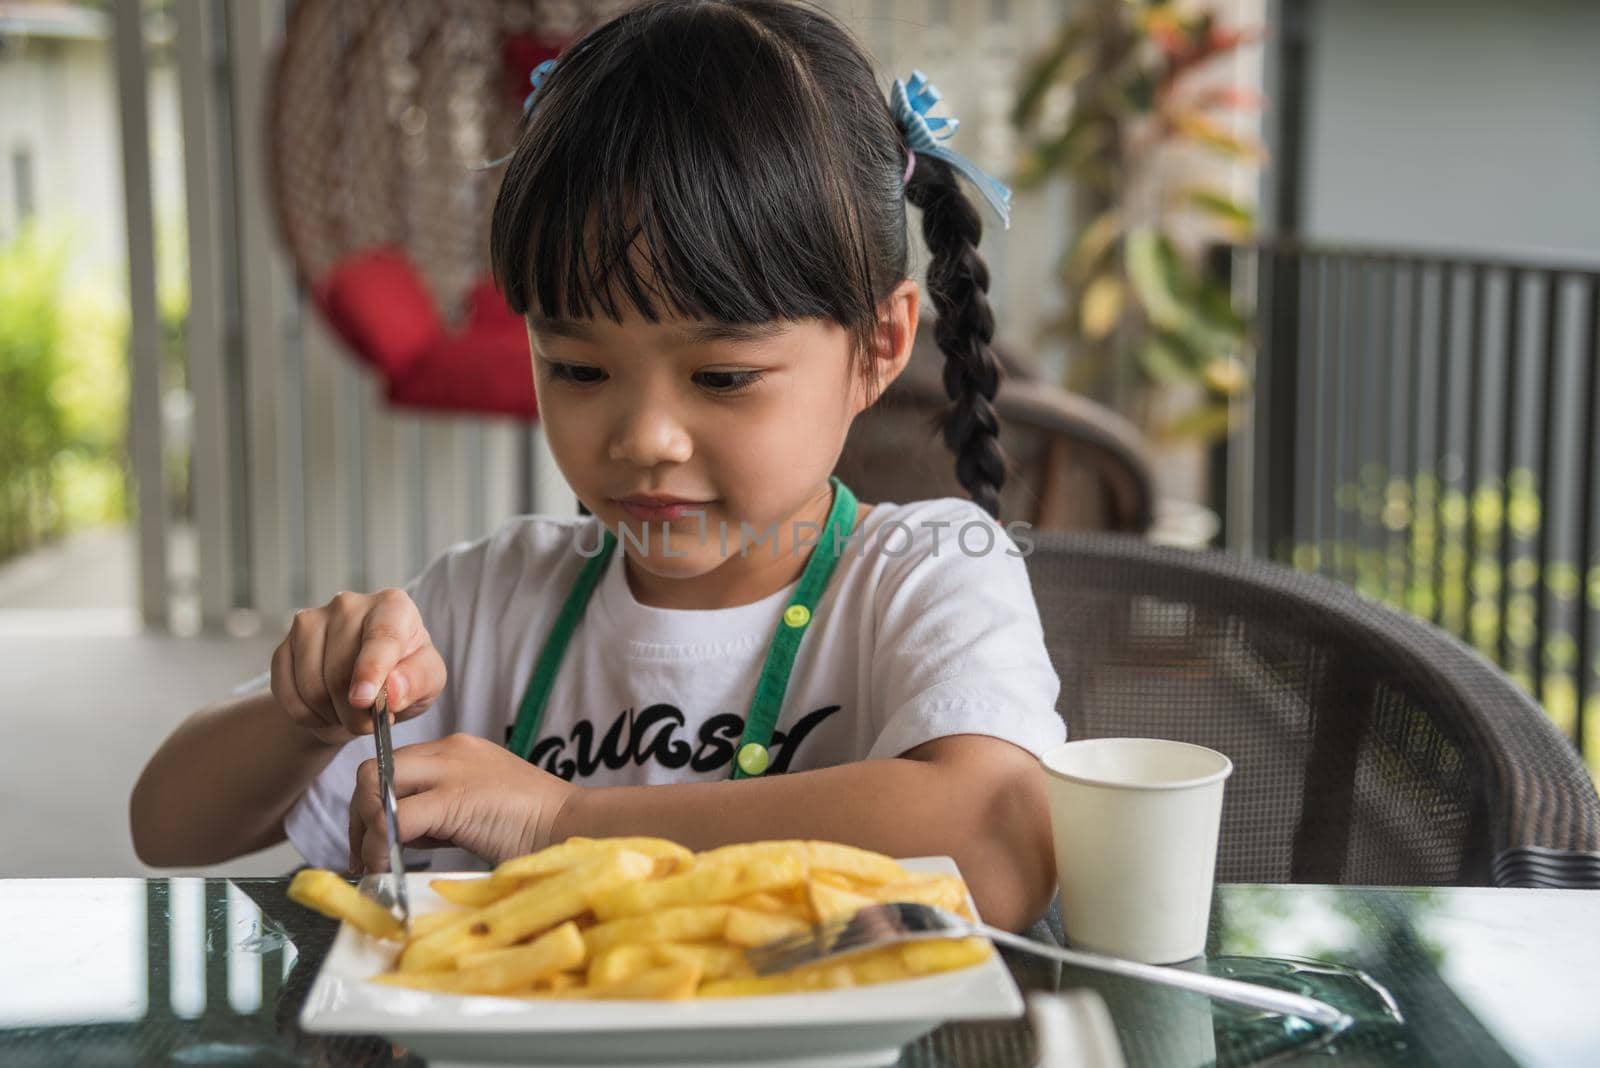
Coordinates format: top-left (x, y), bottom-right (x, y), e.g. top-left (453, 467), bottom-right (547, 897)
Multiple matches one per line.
top-left (522, 59), bottom-right (558, 114)
top-left (473, 58), bottom-right (560, 171)
top-left (890, 70), bottom-right (1012, 230)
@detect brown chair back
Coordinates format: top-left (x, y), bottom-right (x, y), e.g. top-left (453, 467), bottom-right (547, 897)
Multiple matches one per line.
top-left (836, 328), bottom-right (1155, 532)
top-left (1026, 530), bottom-right (1600, 886)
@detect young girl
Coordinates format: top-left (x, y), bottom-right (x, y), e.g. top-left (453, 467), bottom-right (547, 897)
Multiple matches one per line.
top-left (131, 0), bottom-right (1064, 932)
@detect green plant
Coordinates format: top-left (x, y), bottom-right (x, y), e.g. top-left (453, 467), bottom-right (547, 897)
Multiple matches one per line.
top-left (1289, 464), bottom-right (1600, 776)
top-left (1011, 0), bottom-right (1261, 441)
top-left (0, 224), bottom-right (68, 558)
top-left (0, 222), bottom-right (129, 562)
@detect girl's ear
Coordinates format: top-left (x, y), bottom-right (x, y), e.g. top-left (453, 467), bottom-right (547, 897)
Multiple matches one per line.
top-left (855, 279), bottom-right (921, 416)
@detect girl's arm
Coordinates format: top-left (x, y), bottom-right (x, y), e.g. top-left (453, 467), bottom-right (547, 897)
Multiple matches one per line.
top-left (129, 692), bottom-right (344, 867)
top-left (551, 733), bottom-right (1057, 932)
top-left (132, 587), bottom-right (448, 868)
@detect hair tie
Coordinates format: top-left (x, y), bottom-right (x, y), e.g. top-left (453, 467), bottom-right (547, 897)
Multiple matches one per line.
top-left (889, 70), bottom-right (1011, 229)
top-left (902, 147), bottom-right (917, 186)
top-left (471, 58), bottom-right (560, 171)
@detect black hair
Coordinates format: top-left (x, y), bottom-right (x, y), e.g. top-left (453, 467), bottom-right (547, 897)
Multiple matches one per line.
top-left (490, 0), bottom-right (1006, 516)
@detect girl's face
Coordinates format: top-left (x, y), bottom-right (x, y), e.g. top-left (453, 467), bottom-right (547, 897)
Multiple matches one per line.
top-left (528, 280), bottom-right (918, 607)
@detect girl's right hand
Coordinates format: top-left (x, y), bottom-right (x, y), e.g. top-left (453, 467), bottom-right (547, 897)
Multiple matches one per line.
top-left (269, 589), bottom-right (446, 747)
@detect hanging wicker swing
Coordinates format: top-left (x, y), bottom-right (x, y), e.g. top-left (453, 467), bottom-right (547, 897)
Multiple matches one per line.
top-left (268, 0), bottom-right (639, 418)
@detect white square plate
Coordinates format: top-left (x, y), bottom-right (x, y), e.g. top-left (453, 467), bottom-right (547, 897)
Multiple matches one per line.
top-left (299, 856), bottom-right (1023, 1067)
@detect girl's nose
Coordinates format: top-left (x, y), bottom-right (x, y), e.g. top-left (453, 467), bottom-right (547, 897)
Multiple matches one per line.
top-left (607, 400), bottom-right (693, 468)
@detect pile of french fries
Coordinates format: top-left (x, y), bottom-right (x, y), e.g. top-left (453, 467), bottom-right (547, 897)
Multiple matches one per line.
top-left (288, 836), bottom-right (989, 1000)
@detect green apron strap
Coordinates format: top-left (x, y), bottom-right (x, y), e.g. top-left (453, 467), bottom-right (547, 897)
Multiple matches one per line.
top-left (732, 475), bottom-right (857, 779)
top-left (507, 477), bottom-right (858, 777)
top-left (506, 527), bottom-right (616, 761)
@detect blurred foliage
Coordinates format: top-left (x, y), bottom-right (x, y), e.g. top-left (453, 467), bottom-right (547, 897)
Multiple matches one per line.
top-left (1013, 0), bottom-right (1261, 441)
top-left (1219, 885), bottom-right (1446, 974)
top-left (1288, 465), bottom-right (1600, 775)
top-left (0, 207), bottom-right (190, 566)
top-left (0, 222), bottom-right (130, 561)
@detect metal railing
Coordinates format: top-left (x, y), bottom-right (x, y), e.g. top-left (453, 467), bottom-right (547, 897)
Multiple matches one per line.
top-left (1238, 238), bottom-right (1600, 767)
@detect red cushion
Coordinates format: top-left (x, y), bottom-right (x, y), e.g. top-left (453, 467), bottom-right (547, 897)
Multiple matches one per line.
top-left (463, 275), bottom-right (524, 335)
top-left (387, 324), bottom-right (537, 420)
top-left (312, 248), bottom-right (443, 379)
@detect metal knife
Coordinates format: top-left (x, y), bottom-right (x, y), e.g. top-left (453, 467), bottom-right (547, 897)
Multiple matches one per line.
top-left (370, 684), bottom-right (410, 928)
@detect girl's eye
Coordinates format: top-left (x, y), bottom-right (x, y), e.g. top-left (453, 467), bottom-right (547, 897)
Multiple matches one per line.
top-left (542, 359), bottom-right (763, 395)
top-left (695, 370), bottom-right (766, 395)
top-left (545, 361), bottom-right (605, 385)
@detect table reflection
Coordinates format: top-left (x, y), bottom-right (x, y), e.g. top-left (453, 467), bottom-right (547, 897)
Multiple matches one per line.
top-left (0, 879), bottom-right (1593, 1067)
top-left (1210, 886), bottom-right (1595, 1067)
top-left (0, 878), bottom-right (374, 1067)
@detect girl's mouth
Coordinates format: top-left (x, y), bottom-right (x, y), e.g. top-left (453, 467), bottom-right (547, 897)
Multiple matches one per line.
top-left (615, 499), bottom-right (713, 522)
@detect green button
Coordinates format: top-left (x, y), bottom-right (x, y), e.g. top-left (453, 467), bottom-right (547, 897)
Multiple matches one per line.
top-left (737, 742), bottom-right (770, 776)
top-left (783, 604), bottom-right (811, 628)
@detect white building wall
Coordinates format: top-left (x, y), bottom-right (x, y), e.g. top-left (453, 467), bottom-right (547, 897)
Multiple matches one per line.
top-left (0, 24), bottom-right (185, 284)
top-left (1301, 0), bottom-right (1600, 259)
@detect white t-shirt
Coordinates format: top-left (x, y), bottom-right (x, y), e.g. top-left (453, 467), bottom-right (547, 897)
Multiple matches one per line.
top-left (282, 496), bottom-right (1065, 871)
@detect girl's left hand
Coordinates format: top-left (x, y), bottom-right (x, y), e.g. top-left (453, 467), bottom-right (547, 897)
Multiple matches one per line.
top-left (347, 733), bottom-right (576, 874)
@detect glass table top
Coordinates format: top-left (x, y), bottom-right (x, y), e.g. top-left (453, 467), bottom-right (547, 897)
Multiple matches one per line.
top-left (0, 878), bottom-right (1593, 1067)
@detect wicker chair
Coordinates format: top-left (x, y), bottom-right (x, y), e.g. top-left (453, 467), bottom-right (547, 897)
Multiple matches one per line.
top-left (834, 327), bottom-right (1155, 533)
top-left (1025, 531), bottom-right (1600, 888)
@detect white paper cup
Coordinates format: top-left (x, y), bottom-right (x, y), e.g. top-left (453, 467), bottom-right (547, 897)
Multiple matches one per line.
top-left (1041, 738), bottom-right (1233, 964)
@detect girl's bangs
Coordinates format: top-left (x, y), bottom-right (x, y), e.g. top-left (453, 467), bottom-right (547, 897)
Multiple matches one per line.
top-left (492, 3), bottom-right (881, 337)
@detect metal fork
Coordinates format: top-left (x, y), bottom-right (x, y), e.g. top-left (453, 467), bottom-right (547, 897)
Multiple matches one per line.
top-left (746, 903), bottom-right (1352, 1032)
top-left (367, 685), bottom-right (410, 929)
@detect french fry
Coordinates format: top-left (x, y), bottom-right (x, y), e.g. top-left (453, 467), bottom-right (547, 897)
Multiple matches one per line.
top-left (287, 869), bottom-right (404, 941)
top-left (701, 935), bottom-right (990, 998)
top-left (585, 940), bottom-right (752, 984)
top-left (540, 971), bottom-right (581, 991)
top-left (867, 874), bottom-right (975, 921)
top-left (456, 927), bottom-right (582, 973)
top-left (586, 943), bottom-right (659, 986)
top-left (430, 875), bottom-right (526, 909)
top-left (699, 962), bottom-right (861, 997)
top-left (733, 891), bottom-right (790, 913)
top-left (399, 849), bottom-right (654, 973)
top-left (899, 937), bottom-right (992, 975)
top-left (538, 961), bottom-right (703, 1001)
top-left (723, 906), bottom-right (811, 947)
top-left (798, 842), bottom-right (907, 885)
top-left (808, 870), bottom-right (870, 892)
top-left (733, 886), bottom-right (814, 921)
top-left (698, 939), bottom-right (987, 998)
top-left (806, 878), bottom-right (878, 924)
top-left (289, 836), bottom-right (991, 1001)
top-left (653, 942), bottom-right (750, 981)
top-left (409, 908), bottom-right (471, 938)
top-left (695, 840), bottom-right (904, 885)
top-left (582, 905), bottom-right (732, 956)
top-left (430, 838), bottom-right (693, 911)
top-left (491, 836), bottom-right (693, 883)
top-left (839, 947), bottom-right (918, 985)
top-left (691, 840), bottom-right (794, 865)
top-left (585, 941), bottom-right (750, 987)
top-left (649, 854), bottom-right (687, 878)
top-left (590, 854), bottom-right (805, 921)
top-left (371, 922), bottom-right (586, 995)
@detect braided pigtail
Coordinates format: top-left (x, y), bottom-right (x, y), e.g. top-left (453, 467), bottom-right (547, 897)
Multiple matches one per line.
top-left (903, 154), bottom-right (1008, 519)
